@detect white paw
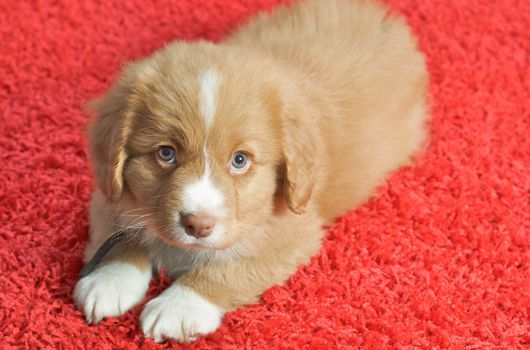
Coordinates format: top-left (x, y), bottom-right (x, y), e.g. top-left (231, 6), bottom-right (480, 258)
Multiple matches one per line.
top-left (140, 284), bottom-right (224, 343)
top-left (74, 261), bottom-right (152, 323)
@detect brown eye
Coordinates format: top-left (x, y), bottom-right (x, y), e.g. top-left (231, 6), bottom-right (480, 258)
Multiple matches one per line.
top-left (157, 146), bottom-right (176, 164)
top-left (230, 151), bottom-right (250, 174)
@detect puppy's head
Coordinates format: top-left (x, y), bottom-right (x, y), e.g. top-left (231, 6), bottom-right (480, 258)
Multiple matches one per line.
top-left (89, 42), bottom-right (321, 250)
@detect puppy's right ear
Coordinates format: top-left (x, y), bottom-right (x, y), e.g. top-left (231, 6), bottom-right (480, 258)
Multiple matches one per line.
top-left (88, 81), bottom-right (133, 202)
top-left (280, 103), bottom-right (321, 215)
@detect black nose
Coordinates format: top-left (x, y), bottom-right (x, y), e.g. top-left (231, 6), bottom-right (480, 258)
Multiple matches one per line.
top-left (180, 213), bottom-right (216, 238)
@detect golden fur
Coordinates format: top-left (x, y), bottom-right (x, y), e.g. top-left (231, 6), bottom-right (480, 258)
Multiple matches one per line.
top-left (76, 0), bottom-right (428, 341)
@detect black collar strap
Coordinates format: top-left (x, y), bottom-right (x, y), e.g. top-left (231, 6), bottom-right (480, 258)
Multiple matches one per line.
top-left (79, 229), bottom-right (129, 278)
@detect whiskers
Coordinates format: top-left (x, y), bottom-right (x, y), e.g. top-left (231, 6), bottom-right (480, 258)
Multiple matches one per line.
top-left (112, 208), bottom-right (154, 245)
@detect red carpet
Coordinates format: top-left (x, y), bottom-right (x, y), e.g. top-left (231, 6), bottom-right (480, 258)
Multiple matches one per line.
top-left (1, 0), bottom-right (529, 349)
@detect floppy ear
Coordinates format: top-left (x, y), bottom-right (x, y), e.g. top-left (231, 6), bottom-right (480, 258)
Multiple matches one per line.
top-left (88, 80), bottom-right (133, 202)
top-left (280, 100), bottom-right (322, 214)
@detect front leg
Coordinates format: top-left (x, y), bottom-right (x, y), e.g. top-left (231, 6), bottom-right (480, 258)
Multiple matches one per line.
top-left (75, 189), bottom-right (153, 323)
top-left (74, 243), bottom-right (152, 323)
top-left (140, 256), bottom-right (306, 343)
top-left (140, 282), bottom-right (224, 343)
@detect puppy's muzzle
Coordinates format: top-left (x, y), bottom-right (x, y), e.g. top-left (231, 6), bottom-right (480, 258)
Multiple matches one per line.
top-left (180, 213), bottom-right (216, 238)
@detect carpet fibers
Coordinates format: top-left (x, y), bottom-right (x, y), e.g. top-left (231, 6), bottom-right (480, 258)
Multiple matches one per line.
top-left (1, 0), bottom-right (529, 349)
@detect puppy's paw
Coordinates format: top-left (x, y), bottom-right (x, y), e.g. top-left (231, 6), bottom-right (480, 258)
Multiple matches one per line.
top-left (140, 285), bottom-right (224, 343)
top-left (74, 261), bottom-right (152, 323)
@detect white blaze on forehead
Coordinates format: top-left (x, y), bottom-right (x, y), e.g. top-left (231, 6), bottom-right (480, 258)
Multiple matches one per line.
top-left (199, 69), bottom-right (220, 130)
top-left (181, 150), bottom-right (225, 217)
top-left (178, 69), bottom-right (224, 227)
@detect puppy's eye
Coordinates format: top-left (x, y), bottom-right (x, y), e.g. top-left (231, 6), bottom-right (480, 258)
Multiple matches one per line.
top-left (230, 151), bottom-right (250, 174)
top-left (157, 146), bottom-right (176, 164)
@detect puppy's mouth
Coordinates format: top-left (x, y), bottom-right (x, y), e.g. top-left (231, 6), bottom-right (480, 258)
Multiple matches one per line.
top-left (170, 232), bottom-right (216, 250)
top-left (145, 222), bottom-right (226, 251)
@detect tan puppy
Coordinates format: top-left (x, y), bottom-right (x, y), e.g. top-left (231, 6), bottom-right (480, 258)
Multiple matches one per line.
top-left (74, 0), bottom-right (428, 343)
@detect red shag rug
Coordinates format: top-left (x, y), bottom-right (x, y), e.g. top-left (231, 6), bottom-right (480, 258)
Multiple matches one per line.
top-left (1, 0), bottom-right (529, 349)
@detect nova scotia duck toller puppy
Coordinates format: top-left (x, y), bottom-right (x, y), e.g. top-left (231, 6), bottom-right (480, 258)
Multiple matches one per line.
top-left (74, 0), bottom-right (429, 343)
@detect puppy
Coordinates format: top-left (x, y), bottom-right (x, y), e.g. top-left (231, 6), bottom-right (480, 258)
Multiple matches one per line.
top-left (74, 0), bottom-right (428, 343)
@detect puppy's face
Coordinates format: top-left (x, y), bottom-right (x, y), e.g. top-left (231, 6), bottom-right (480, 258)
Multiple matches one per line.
top-left (90, 43), bottom-right (319, 250)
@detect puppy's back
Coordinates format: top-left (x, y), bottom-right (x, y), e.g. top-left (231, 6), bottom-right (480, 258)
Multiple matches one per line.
top-left (227, 0), bottom-right (420, 80)
top-left (228, 0), bottom-right (429, 221)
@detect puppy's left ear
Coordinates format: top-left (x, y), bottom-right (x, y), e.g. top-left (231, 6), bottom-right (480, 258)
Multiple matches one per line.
top-left (280, 100), bottom-right (322, 215)
top-left (88, 77), bottom-right (134, 202)
top-left (88, 61), bottom-right (154, 202)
